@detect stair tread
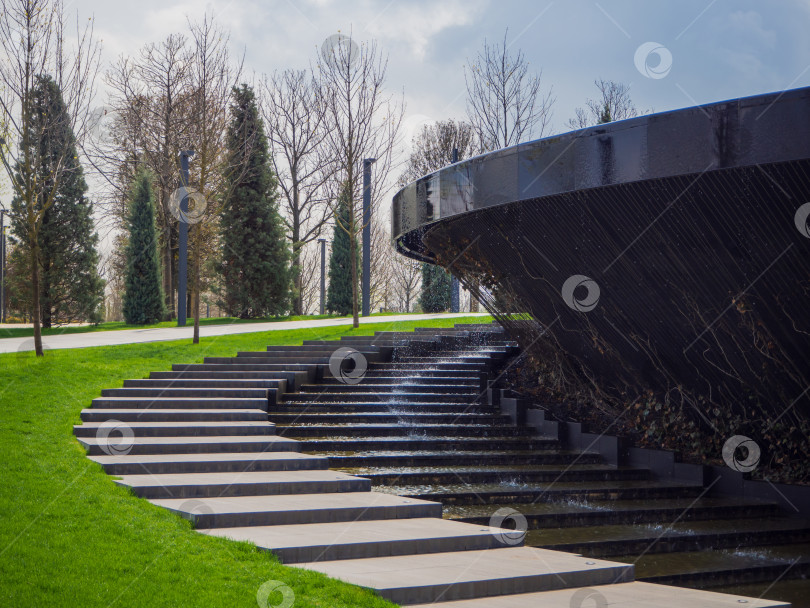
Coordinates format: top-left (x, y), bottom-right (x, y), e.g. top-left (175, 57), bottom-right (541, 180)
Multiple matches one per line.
top-left (116, 469), bottom-right (363, 488)
top-left (89, 451), bottom-right (323, 465)
top-left (404, 581), bottom-right (788, 607)
top-left (150, 490), bottom-right (439, 514)
top-left (77, 435), bottom-right (296, 446)
top-left (202, 517), bottom-right (503, 551)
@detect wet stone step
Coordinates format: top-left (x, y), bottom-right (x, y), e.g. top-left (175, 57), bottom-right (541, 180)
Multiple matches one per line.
top-left (266, 413), bottom-right (509, 425)
top-left (355, 466), bottom-right (650, 487)
top-left (283, 393), bottom-right (480, 403)
top-left (382, 480), bottom-right (705, 504)
top-left (269, 404), bottom-right (496, 414)
top-left (611, 543), bottom-right (810, 588)
top-left (298, 437), bottom-right (560, 453)
top-left (326, 450), bottom-right (601, 467)
top-left (444, 497), bottom-right (782, 528)
top-left (276, 425), bottom-right (536, 438)
top-left (298, 383), bottom-right (479, 393)
top-left (528, 518), bottom-right (810, 557)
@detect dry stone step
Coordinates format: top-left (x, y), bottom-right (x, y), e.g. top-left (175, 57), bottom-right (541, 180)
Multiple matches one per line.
top-left (299, 546), bottom-right (634, 605)
top-left (74, 421), bottom-right (276, 438)
top-left (202, 518), bottom-right (514, 564)
top-left (100, 388), bottom-right (270, 399)
top-left (150, 491), bottom-right (442, 528)
top-left (124, 378), bottom-right (286, 389)
top-left (90, 397), bottom-right (269, 410)
top-left (80, 408), bottom-right (269, 423)
top-left (403, 581), bottom-right (788, 608)
top-left (116, 469), bottom-right (370, 499)
top-left (76, 434), bottom-right (300, 456)
top-left (89, 451), bottom-right (328, 475)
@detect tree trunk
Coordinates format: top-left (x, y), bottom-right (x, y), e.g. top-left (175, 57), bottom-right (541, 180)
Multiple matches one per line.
top-left (164, 237), bottom-right (173, 318)
top-left (292, 243), bottom-right (303, 315)
top-left (350, 226), bottom-right (359, 328)
top-left (192, 231), bottom-right (200, 344)
top-left (31, 241), bottom-right (44, 357)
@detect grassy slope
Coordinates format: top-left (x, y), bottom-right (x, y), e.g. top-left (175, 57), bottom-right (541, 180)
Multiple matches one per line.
top-left (0, 316), bottom-right (491, 607)
top-left (0, 311), bottom-right (405, 339)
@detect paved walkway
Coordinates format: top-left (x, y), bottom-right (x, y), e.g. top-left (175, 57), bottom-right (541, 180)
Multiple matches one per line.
top-left (1, 313), bottom-right (490, 353)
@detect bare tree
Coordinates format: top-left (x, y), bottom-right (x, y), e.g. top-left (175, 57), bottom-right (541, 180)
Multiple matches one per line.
top-left (0, 0), bottom-right (100, 355)
top-left (297, 240), bottom-right (322, 315)
top-left (465, 30), bottom-right (554, 151)
top-left (369, 216), bottom-right (392, 312)
top-left (262, 69), bottom-right (333, 315)
top-left (103, 33), bottom-right (192, 313)
top-left (399, 119), bottom-right (480, 185)
top-left (185, 14), bottom-right (244, 343)
top-left (318, 34), bottom-right (403, 328)
top-left (568, 79), bottom-right (639, 129)
top-left (390, 254), bottom-right (421, 313)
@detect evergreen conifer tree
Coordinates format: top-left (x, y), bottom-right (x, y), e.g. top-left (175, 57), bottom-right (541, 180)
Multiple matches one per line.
top-left (122, 169), bottom-right (166, 324)
top-left (326, 184), bottom-right (357, 315)
top-left (419, 263), bottom-right (452, 313)
top-left (9, 74), bottom-right (104, 326)
top-left (220, 84), bottom-right (291, 318)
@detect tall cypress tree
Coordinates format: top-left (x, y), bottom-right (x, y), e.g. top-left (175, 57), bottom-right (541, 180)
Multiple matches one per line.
top-left (220, 84), bottom-right (291, 318)
top-left (419, 263), bottom-right (452, 313)
top-left (326, 184), bottom-right (357, 315)
top-left (10, 74), bottom-right (104, 326)
top-left (123, 169), bottom-right (166, 325)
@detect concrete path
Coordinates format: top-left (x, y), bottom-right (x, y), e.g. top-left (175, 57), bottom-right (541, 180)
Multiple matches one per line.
top-left (1, 312), bottom-right (489, 353)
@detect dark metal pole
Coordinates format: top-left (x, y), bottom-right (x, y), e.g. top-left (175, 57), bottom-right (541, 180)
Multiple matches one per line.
top-left (362, 158), bottom-right (375, 317)
top-left (0, 209), bottom-right (6, 323)
top-left (177, 150), bottom-right (193, 327)
top-left (318, 238), bottom-right (326, 315)
top-left (450, 147), bottom-right (460, 313)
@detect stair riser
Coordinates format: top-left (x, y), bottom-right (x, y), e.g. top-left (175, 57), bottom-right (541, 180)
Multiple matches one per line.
top-left (454, 504), bottom-right (782, 528)
top-left (81, 411), bottom-right (268, 423)
top-left (124, 379), bottom-right (284, 389)
top-left (270, 405), bottom-right (495, 414)
top-left (639, 562), bottom-right (810, 589)
top-left (100, 459), bottom-right (329, 475)
top-left (545, 528), bottom-right (810, 557)
top-left (284, 395), bottom-right (480, 404)
top-left (267, 415), bottom-right (508, 425)
top-left (75, 425), bottom-right (276, 438)
top-left (414, 487), bottom-right (705, 504)
top-left (81, 441), bottom-right (300, 456)
top-left (102, 389), bottom-right (269, 398)
top-left (123, 478), bottom-right (371, 499)
top-left (91, 399), bottom-right (268, 410)
top-left (181, 503), bottom-right (443, 528)
top-left (366, 469), bottom-right (651, 486)
top-left (273, 532), bottom-right (510, 564)
top-left (278, 427), bottom-right (536, 438)
top-left (376, 565), bottom-right (633, 605)
top-left (300, 439), bottom-right (559, 452)
top-left (329, 454), bottom-right (602, 467)
top-left (298, 385), bottom-right (479, 394)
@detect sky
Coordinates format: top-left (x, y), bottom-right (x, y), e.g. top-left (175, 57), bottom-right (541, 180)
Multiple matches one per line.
top-left (4, 0), bottom-right (810, 248)
top-left (70, 0), bottom-right (810, 140)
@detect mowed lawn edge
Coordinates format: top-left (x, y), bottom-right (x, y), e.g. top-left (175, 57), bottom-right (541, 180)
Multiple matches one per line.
top-left (0, 316), bottom-right (492, 607)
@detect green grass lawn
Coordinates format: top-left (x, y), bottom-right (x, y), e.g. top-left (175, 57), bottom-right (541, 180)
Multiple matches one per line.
top-left (0, 316), bottom-right (491, 607)
top-left (0, 311), bottom-right (409, 339)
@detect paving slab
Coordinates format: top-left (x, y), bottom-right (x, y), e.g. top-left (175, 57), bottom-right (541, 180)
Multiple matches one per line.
top-left (404, 580), bottom-right (789, 607)
top-left (202, 517), bottom-right (511, 563)
top-left (298, 546), bottom-right (634, 604)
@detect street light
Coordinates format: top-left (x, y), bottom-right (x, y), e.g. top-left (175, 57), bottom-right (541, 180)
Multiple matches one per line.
top-left (362, 158), bottom-right (376, 317)
top-left (177, 150), bottom-right (194, 326)
top-left (0, 205), bottom-right (7, 324)
top-left (318, 238), bottom-right (327, 315)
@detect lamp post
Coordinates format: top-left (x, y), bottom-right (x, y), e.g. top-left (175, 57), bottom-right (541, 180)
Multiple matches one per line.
top-left (318, 238), bottom-right (327, 315)
top-left (362, 158), bottom-right (376, 317)
top-left (177, 150), bottom-right (194, 326)
top-left (450, 147), bottom-right (460, 313)
top-left (0, 206), bottom-right (6, 323)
